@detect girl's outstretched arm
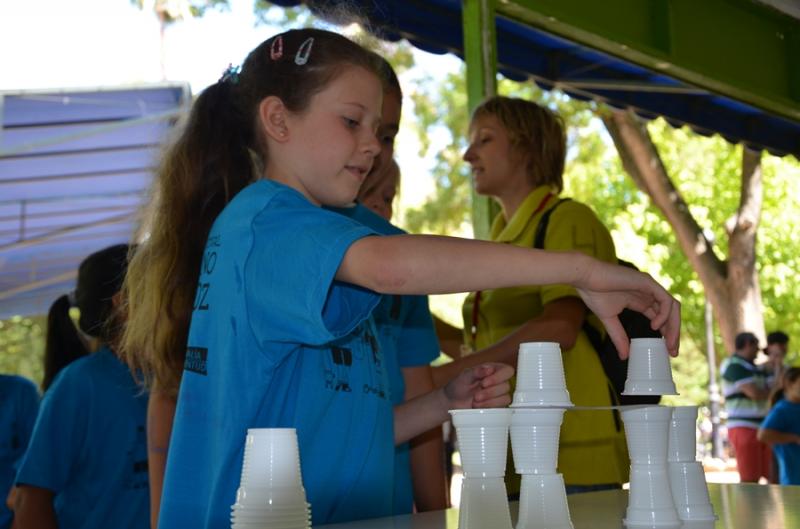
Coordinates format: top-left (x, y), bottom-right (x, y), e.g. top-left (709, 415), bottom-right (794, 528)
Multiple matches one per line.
top-left (338, 234), bottom-right (680, 358)
top-left (393, 363), bottom-right (513, 445)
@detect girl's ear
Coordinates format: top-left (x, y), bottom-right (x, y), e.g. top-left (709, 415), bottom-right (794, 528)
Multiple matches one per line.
top-left (259, 96), bottom-right (290, 142)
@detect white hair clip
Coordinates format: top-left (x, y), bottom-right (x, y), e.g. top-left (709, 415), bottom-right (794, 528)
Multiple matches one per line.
top-left (294, 37), bottom-right (314, 66)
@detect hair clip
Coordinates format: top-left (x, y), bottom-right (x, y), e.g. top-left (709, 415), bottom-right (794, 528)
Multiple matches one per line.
top-left (219, 63), bottom-right (240, 85)
top-left (270, 36), bottom-right (284, 60)
top-left (294, 37), bottom-right (314, 66)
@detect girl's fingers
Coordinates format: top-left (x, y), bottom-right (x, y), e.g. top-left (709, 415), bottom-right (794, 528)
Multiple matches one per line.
top-left (602, 317), bottom-right (630, 360)
top-left (473, 394), bottom-right (511, 409)
top-left (475, 363), bottom-right (514, 388)
top-left (474, 381), bottom-right (510, 402)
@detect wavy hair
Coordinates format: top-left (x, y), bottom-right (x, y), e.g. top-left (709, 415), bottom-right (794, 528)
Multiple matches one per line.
top-left (121, 29), bottom-right (384, 396)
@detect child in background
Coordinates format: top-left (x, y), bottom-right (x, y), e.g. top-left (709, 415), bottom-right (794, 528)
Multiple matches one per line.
top-left (42, 293), bottom-right (91, 391)
top-left (13, 245), bottom-right (148, 529)
top-left (121, 28), bottom-right (680, 528)
top-left (758, 367), bottom-right (800, 485)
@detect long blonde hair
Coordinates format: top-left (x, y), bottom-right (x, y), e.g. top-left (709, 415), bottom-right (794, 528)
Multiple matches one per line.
top-left (121, 29), bottom-right (384, 396)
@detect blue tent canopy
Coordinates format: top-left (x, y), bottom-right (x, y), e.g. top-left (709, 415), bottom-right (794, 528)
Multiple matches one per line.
top-left (0, 83), bottom-right (190, 319)
top-left (273, 0), bottom-right (800, 158)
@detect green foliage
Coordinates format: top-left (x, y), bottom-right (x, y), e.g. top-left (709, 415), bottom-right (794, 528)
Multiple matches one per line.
top-left (0, 316), bottom-right (45, 386)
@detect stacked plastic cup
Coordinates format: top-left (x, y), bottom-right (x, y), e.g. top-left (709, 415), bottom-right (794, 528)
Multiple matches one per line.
top-left (511, 409), bottom-right (573, 529)
top-left (450, 409), bottom-right (514, 529)
top-left (622, 338), bottom-right (678, 396)
top-left (667, 406), bottom-right (717, 522)
top-left (621, 406), bottom-right (679, 527)
top-left (512, 342), bottom-right (573, 407)
top-left (230, 428), bottom-right (311, 529)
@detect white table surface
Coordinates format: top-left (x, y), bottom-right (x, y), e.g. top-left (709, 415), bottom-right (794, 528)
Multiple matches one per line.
top-left (318, 483), bottom-right (800, 528)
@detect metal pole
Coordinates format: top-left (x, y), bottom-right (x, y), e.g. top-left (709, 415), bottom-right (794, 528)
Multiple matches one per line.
top-left (705, 298), bottom-right (723, 458)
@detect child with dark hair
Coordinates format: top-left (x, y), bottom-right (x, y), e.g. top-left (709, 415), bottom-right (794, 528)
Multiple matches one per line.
top-left (13, 244), bottom-right (148, 529)
top-left (758, 367), bottom-right (800, 485)
top-left (121, 28), bottom-right (680, 528)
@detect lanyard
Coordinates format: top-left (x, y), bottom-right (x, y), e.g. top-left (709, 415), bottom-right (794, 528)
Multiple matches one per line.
top-left (470, 193), bottom-right (555, 346)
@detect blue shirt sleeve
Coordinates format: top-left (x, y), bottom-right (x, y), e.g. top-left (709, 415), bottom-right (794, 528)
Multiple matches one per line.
top-left (12, 380), bottom-right (39, 474)
top-left (15, 367), bottom-right (88, 492)
top-left (245, 198), bottom-right (380, 347)
top-left (396, 295), bottom-right (440, 367)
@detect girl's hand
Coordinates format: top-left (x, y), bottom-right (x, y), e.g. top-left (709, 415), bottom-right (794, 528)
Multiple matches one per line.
top-left (574, 257), bottom-right (681, 359)
top-left (444, 363), bottom-right (514, 410)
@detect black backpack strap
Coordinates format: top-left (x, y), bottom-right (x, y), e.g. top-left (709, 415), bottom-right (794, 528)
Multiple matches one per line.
top-left (532, 198), bottom-right (571, 250)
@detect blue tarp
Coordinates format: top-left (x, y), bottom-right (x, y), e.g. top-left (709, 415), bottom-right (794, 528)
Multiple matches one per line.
top-left (0, 84), bottom-right (190, 319)
top-left (273, 0), bottom-right (800, 158)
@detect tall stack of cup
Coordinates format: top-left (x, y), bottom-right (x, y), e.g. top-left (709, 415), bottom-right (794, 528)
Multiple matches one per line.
top-left (667, 406), bottom-right (717, 522)
top-left (450, 409), bottom-right (514, 529)
top-left (230, 428), bottom-right (311, 529)
top-left (621, 406), bottom-right (679, 527)
top-left (511, 342), bottom-right (574, 529)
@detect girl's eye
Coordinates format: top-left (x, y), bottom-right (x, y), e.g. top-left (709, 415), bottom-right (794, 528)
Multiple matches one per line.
top-left (343, 117), bottom-right (360, 128)
top-left (480, 136), bottom-right (491, 145)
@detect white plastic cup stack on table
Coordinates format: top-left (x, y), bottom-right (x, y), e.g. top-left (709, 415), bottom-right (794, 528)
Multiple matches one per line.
top-left (667, 406), bottom-right (717, 522)
top-left (621, 406), bottom-right (680, 527)
top-left (622, 338), bottom-right (678, 397)
top-left (512, 342), bottom-right (574, 407)
top-left (450, 408), bottom-right (514, 529)
top-left (511, 408), bottom-right (573, 529)
top-left (230, 428), bottom-right (311, 529)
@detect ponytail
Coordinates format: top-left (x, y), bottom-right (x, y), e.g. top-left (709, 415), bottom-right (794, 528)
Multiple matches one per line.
top-left (43, 294), bottom-right (89, 391)
top-left (121, 81), bottom-right (256, 395)
top-left (770, 367), bottom-right (800, 408)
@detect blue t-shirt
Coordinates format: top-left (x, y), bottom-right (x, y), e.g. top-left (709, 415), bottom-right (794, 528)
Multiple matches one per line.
top-left (15, 347), bottom-right (149, 529)
top-left (0, 375), bottom-right (39, 529)
top-left (761, 399), bottom-right (800, 485)
top-left (331, 203), bottom-right (440, 514)
top-left (159, 180), bottom-right (392, 528)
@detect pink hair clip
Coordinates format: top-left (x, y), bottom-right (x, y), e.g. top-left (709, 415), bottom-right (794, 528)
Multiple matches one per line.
top-left (294, 37), bottom-right (314, 66)
top-left (270, 36), bottom-right (284, 60)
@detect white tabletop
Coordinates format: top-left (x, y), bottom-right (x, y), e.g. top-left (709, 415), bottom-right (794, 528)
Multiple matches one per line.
top-left (318, 483), bottom-right (800, 528)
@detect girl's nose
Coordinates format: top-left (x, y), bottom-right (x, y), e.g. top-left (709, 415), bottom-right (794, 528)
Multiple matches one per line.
top-left (463, 144), bottom-right (476, 163)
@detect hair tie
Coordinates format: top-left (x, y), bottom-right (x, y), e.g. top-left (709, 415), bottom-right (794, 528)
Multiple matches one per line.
top-left (219, 64), bottom-right (240, 85)
top-left (294, 37), bottom-right (314, 66)
top-left (270, 36), bottom-right (284, 60)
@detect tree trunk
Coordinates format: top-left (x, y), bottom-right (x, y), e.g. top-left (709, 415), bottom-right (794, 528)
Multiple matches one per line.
top-left (601, 109), bottom-right (764, 352)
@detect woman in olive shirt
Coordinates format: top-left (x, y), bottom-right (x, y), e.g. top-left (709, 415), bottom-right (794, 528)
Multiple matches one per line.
top-left (435, 96), bottom-right (628, 494)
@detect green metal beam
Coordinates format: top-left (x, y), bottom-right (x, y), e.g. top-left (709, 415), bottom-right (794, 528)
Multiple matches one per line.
top-left (462, 0), bottom-right (500, 239)
top-left (497, 0), bottom-right (800, 122)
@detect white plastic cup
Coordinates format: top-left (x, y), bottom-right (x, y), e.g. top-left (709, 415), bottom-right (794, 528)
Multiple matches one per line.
top-left (625, 463), bottom-right (680, 526)
top-left (516, 474), bottom-right (574, 529)
top-left (458, 477), bottom-right (513, 529)
top-left (513, 342), bottom-right (573, 407)
top-left (621, 406), bottom-right (671, 465)
top-left (668, 406), bottom-right (699, 463)
top-left (510, 408), bottom-right (565, 475)
top-left (623, 338), bottom-right (678, 396)
top-left (239, 428), bottom-right (303, 489)
top-left (450, 409), bottom-right (513, 478)
top-left (668, 461), bottom-right (717, 522)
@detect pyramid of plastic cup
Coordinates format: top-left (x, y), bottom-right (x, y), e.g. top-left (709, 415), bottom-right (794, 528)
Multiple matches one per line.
top-left (667, 406), bottom-right (717, 522)
top-left (230, 428), bottom-right (311, 529)
top-left (511, 409), bottom-right (573, 529)
top-left (621, 406), bottom-right (679, 527)
top-left (622, 338), bottom-right (678, 396)
top-left (512, 342), bottom-right (573, 407)
top-left (450, 409), bottom-right (513, 529)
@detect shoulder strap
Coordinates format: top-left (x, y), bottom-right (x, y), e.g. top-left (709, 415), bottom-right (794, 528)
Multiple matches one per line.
top-left (533, 198), bottom-right (571, 250)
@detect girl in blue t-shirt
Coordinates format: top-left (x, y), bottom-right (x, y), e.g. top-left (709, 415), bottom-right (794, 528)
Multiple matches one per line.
top-left (758, 367), bottom-right (800, 485)
top-left (120, 28), bottom-right (681, 528)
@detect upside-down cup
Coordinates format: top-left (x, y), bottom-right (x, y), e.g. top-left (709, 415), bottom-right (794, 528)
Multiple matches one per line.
top-left (450, 408), bottom-right (513, 478)
top-left (622, 338), bottom-right (678, 396)
top-left (516, 474), bottom-right (574, 529)
top-left (512, 342), bottom-right (573, 407)
top-left (621, 406), bottom-right (672, 465)
top-left (625, 463), bottom-right (680, 527)
top-left (668, 461), bottom-right (717, 522)
top-left (510, 408), bottom-right (565, 475)
top-left (458, 477), bottom-right (513, 529)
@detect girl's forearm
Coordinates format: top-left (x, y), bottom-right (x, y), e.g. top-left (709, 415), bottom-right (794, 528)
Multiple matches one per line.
top-left (339, 235), bottom-right (588, 295)
top-left (394, 388), bottom-right (450, 445)
top-left (757, 428), bottom-right (800, 445)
